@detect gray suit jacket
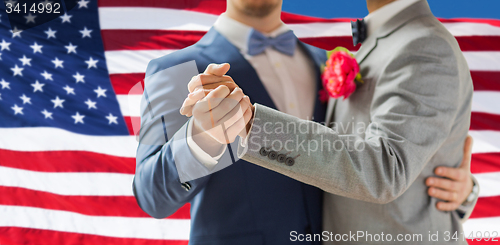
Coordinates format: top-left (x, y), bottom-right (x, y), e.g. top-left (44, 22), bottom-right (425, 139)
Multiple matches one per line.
top-left (238, 1), bottom-right (473, 243)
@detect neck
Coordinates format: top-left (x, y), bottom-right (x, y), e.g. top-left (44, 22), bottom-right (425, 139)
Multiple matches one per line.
top-left (225, 2), bottom-right (282, 33)
top-left (366, 0), bottom-right (397, 13)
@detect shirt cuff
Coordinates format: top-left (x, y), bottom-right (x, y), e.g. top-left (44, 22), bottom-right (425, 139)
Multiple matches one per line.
top-left (456, 175), bottom-right (480, 222)
top-left (186, 118), bottom-right (226, 169)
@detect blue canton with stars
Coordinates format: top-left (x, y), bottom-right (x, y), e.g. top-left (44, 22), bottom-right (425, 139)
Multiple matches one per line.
top-left (0, 0), bottom-right (129, 135)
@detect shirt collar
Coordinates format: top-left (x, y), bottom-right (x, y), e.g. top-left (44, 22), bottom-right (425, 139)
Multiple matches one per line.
top-left (364, 0), bottom-right (422, 37)
top-left (213, 13), bottom-right (290, 54)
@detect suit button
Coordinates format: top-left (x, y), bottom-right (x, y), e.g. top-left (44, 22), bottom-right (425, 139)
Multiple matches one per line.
top-left (181, 182), bottom-right (191, 192)
top-left (277, 154), bottom-right (286, 163)
top-left (285, 157), bottom-right (295, 166)
top-left (268, 151), bottom-right (278, 160)
top-left (259, 147), bottom-right (269, 156)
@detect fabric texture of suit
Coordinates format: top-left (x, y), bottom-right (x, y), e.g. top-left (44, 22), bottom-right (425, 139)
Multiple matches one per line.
top-left (238, 1), bottom-right (473, 244)
top-left (133, 28), bottom-right (328, 245)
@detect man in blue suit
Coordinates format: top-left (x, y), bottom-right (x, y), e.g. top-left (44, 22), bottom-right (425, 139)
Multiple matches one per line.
top-left (133, 0), bottom-right (476, 244)
top-left (134, 0), bottom-right (325, 243)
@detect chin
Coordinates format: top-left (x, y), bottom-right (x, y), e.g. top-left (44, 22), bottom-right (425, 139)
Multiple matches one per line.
top-left (237, 0), bottom-right (281, 17)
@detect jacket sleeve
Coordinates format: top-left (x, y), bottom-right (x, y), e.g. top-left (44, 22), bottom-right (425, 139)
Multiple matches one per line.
top-left (238, 36), bottom-right (472, 204)
top-left (132, 59), bottom-right (212, 219)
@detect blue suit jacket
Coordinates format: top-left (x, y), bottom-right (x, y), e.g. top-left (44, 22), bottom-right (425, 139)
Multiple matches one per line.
top-left (133, 28), bottom-right (327, 245)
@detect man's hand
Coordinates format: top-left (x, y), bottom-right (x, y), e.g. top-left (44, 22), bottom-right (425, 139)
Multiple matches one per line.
top-left (180, 63), bottom-right (253, 146)
top-left (180, 63), bottom-right (236, 117)
top-left (180, 63), bottom-right (242, 117)
top-left (426, 135), bottom-right (474, 211)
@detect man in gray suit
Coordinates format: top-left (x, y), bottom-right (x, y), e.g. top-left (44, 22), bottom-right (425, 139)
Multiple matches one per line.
top-left (184, 0), bottom-right (477, 243)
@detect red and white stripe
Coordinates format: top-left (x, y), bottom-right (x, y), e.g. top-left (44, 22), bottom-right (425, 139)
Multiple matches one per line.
top-left (1, 0), bottom-right (498, 244)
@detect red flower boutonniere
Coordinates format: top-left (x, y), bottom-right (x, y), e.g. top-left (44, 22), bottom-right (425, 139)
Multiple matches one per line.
top-left (319, 47), bottom-right (363, 102)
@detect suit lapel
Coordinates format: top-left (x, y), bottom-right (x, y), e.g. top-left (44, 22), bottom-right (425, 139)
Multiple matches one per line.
top-left (356, 0), bottom-right (433, 65)
top-left (355, 34), bottom-right (379, 65)
top-left (324, 98), bottom-right (336, 126)
top-left (199, 28), bottom-right (277, 110)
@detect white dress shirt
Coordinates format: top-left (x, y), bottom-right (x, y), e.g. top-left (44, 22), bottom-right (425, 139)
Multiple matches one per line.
top-left (364, 0), bottom-right (421, 37)
top-left (187, 13), bottom-right (317, 167)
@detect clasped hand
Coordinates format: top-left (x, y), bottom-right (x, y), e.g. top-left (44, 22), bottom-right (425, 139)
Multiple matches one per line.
top-left (180, 63), bottom-right (254, 145)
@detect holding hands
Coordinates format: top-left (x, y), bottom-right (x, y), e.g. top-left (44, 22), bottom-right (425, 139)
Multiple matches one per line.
top-left (180, 63), bottom-right (254, 150)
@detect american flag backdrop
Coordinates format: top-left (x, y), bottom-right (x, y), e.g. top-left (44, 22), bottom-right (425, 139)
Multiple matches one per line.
top-left (0, 0), bottom-right (499, 244)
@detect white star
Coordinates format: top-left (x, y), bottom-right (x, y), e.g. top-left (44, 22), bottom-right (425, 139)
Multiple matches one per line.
top-left (84, 98), bottom-right (97, 109)
top-left (60, 13), bottom-right (72, 23)
top-left (31, 80), bottom-right (44, 92)
top-left (72, 112), bottom-right (85, 124)
top-left (19, 55), bottom-right (31, 66)
top-left (11, 65), bottom-right (24, 76)
top-left (25, 13), bottom-right (37, 24)
top-left (63, 85), bottom-right (75, 95)
top-left (11, 104), bottom-right (23, 115)
top-left (51, 57), bottom-right (64, 68)
top-left (106, 113), bottom-right (118, 124)
top-left (41, 70), bottom-right (53, 81)
top-left (0, 39), bottom-right (11, 51)
top-left (41, 109), bottom-right (53, 119)
top-left (94, 86), bottom-right (107, 98)
top-left (10, 27), bottom-right (22, 38)
top-left (0, 79), bottom-right (10, 89)
top-left (20, 94), bottom-right (31, 104)
top-left (73, 72), bottom-right (85, 83)
top-left (30, 42), bottom-right (43, 53)
top-left (44, 27), bottom-right (56, 39)
top-left (80, 27), bottom-right (92, 38)
top-left (5, 0), bottom-right (18, 5)
top-left (65, 42), bottom-right (77, 54)
top-left (51, 96), bottom-right (65, 108)
top-left (85, 57), bottom-right (98, 69)
top-left (77, 0), bottom-right (89, 8)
